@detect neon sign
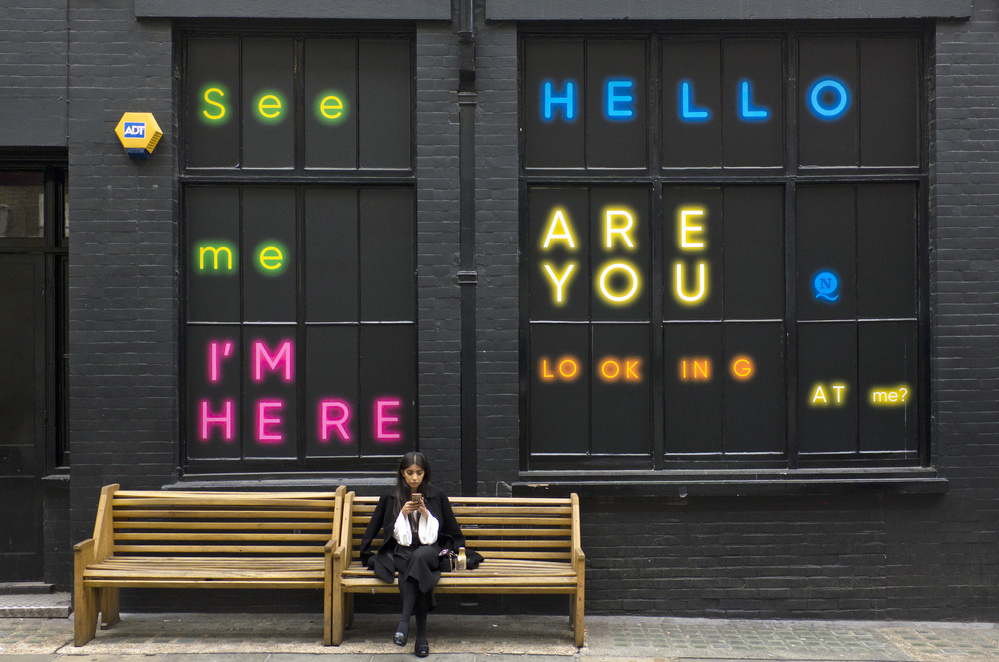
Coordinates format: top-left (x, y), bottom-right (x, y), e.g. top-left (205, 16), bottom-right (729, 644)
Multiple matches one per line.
top-left (869, 384), bottom-right (910, 407)
top-left (199, 84), bottom-right (350, 126)
top-left (196, 337), bottom-right (407, 445)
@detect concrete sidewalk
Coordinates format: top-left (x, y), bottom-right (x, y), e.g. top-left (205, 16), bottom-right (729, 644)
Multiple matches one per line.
top-left (2, 610), bottom-right (999, 661)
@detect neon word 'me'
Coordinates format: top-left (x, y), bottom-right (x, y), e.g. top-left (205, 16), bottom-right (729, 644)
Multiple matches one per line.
top-left (194, 241), bottom-right (288, 275)
top-left (541, 79), bottom-right (638, 122)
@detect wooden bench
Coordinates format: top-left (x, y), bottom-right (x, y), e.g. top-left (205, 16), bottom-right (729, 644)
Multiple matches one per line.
top-left (331, 492), bottom-right (584, 647)
top-left (73, 484), bottom-right (344, 646)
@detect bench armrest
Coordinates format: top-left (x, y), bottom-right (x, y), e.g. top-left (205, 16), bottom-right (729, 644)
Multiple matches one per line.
top-left (74, 537), bottom-right (95, 559)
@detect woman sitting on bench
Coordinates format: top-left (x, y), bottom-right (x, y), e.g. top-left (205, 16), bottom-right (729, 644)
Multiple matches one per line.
top-left (359, 452), bottom-right (480, 657)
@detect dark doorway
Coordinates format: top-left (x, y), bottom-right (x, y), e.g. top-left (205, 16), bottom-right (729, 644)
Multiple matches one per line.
top-left (0, 165), bottom-right (68, 581)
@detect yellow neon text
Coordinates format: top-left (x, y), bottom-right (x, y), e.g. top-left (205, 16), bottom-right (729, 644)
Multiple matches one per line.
top-left (597, 261), bottom-right (641, 304)
top-left (869, 384), bottom-right (910, 407)
top-left (598, 357), bottom-right (643, 383)
top-left (259, 246), bottom-right (283, 270)
top-left (679, 358), bottom-right (712, 381)
top-left (258, 94), bottom-right (282, 119)
top-left (810, 382), bottom-right (848, 406)
top-left (319, 95), bottom-right (344, 120)
top-left (674, 261), bottom-right (708, 303)
top-left (542, 262), bottom-right (576, 304)
top-left (542, 209), bottom-right (577, 249)
top-left (604, 209), bottom-right (635, 249)
top-left (730, 355), bottom-right (755, 381)
top-left (199, 245), bottom-right (234, 270)
top-left (203, 88), bottom-right (226, 120)
top-left (539, 356), bottom-right (580, 382)
top-left (678, 208), bottom-right (706, 249)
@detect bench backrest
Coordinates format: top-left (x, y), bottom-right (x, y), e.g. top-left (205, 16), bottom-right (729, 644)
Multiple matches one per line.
top-left (342, 493), bottom-right (579, 564)
top-left (95, 485), bottom-right (344, 559)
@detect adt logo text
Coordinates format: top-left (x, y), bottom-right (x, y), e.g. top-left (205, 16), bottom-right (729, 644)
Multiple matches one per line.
top-left (123, 122), bottom-right (146, 138)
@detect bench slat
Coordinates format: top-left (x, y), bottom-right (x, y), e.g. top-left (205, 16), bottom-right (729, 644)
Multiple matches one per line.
top-left (114, 509), bottom-right (335, 520)
top-left (114, 532), bottom-right (332, 542)
top-left (112, 496), bottom-right (337, 508)
top-left (114, 520), bottom-right (332, 532)
top-left (114, 544), bottom-right (328, 554)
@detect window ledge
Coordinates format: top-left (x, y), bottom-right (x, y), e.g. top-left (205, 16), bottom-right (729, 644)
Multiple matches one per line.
top-left (513, 467), bottom-right (948, 499)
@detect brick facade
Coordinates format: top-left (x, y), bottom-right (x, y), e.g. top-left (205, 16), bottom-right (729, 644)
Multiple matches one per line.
top-left (0, 0), bottom-right (996, 620)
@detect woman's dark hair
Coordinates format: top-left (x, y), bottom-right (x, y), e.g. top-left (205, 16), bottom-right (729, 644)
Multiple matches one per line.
top-left (394, 451), bottom-right (432, 513)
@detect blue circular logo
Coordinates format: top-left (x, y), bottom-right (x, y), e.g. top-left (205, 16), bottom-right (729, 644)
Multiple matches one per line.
top-left (813, 271), bottom-right (840, 302)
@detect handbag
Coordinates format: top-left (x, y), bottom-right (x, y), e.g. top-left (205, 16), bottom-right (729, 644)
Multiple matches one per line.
top-left (438, 548), bottom-right (458, 572)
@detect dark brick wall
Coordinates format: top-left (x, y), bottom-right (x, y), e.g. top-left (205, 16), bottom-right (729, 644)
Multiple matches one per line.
top-left (0, 0), bottom-right (68, 147)
top-left (416, 22), bottom-right (464, 494)
top-left (6, 0), bottom-right (992, 619)
top-left (67, 3), bottom-right (177, 547)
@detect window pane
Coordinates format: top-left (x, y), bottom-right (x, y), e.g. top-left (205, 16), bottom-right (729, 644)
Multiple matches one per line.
top-left (664, 322), bottom-right (724, 454)
top-left (304, 39), bottom-right (358, 169)
top-left (305, 188), bottom-right (358, 322)
top-left (186, 187), bottom-right (240, 323)
top-left (859, 38), bottom-right (920, 167)
top-left (797, 322), bottom-right (858, 454)
top-left (0, 172), bottom-right (44, 238)
top-left (529, 187), bottom-right (589, 321)
top-left (662, 40), bottom-right (722, 168)
top-left (858, 321), bottom-right (918, 452)
top-left (186, 38), bottom-right (240, 168)
top-left (243, 325), bottom-right (297, 459)
top-left (358, 325), bottom-right (415, 455)
top-left (590, 187), bottom-right (650, 322)
top-left (530, 323), bottom-right (589, 455)
top-left (723, 322), bottom-right (785, 454)
top-left (721, 39), bottom-right (784, 168)
top-left (592, 324), bottom-right (651, 455)
top-left (306, 325), bottom-right (359, 457)
top-left (243, 188), bottom-right (297, 322)
top-left (359, 188), bottom-right (414, 321)
top-left (523, 39), bottom-right (585, 169)
top-left (243, 38), bottom-right (295, 169)
top-left (798, 37), bottom-right (859, 167)
top-left (722, 186), bottom-right (784, 320)
top-left (186, 325), bottom-right (241, 460)
top-left (358, 39), bottom-right (412, 169)
top-left (585, 40), bottom-right (646, 168)
top-left (857, 185), bottom-right (917, 319)
top-left (796, 186), bottom-right (857, 321)
top-left (663, 187), bottom-right (723, 321)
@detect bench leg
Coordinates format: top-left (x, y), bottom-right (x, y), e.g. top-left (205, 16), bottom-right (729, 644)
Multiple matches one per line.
top-left (331, 581), bottom-right (344, 645)
top-left (572, 587), bottom-right (585, 647)
top-left (73, 584), bottom-right (99, 646)
top-left (100, 587), bottom-right (120, 629)
top-left (345, 593), bottom-right (355, 629)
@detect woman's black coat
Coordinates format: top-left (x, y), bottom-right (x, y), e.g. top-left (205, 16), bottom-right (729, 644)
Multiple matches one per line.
top-left (358, 485), bottom-right (482, 586)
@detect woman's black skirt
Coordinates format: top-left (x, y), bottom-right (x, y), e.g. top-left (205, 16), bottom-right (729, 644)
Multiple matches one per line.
top-left (393, 542), bottom-right (442, 593)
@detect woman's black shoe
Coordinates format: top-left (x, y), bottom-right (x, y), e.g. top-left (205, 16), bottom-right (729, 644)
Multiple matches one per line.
top-left (414, 642), bottom-right (430, 657)
top-left (394, 632), bottom-right (408, 646)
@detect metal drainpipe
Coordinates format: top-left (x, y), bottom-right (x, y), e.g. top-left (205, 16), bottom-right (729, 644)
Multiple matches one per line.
top-left (457, 0), bottom-right (478, 496)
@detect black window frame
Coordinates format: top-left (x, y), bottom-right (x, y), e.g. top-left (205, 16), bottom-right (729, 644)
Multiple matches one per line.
top-left (518, 26), bottom-right (931, 477)
top-left (177, 26), bottom-right (419, 475)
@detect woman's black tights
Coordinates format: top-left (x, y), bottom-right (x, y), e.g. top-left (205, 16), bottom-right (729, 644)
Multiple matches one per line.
top-left (397, 578), bottom-right (429, 645)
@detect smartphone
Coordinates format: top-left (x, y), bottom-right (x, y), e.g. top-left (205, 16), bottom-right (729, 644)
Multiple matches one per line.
top-left (411, 493), bottom-right (422, 503)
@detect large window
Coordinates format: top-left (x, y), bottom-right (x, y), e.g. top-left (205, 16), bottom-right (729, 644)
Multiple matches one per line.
top-left (181, 32), bottom-right (416, 472)
top-left (521, 31), bottom-right (925, 471)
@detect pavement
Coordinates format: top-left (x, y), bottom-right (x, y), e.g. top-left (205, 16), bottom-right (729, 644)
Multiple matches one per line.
top-left (2, 593), bottom-right (999, 662)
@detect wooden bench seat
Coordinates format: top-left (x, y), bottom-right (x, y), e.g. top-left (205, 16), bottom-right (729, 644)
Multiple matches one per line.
top-left (73, 484), bottom-right (344, 646)
top-left (331, 493), bottom-right (584, 646)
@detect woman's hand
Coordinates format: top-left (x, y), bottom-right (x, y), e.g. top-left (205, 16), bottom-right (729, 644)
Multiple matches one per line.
top-left (402, 494), bottom-right (424, 516)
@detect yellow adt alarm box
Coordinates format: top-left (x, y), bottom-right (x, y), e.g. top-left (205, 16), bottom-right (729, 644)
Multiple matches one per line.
top-left (115, 112), bottom-right (163, 159)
